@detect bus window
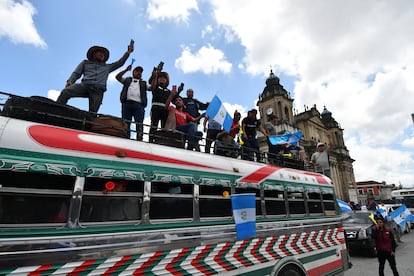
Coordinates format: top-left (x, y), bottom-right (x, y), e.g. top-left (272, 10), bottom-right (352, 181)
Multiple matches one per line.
top-left (287, 189), bottom-right (306, 215)
top-left (149, 181), bottom-right (193, 220)
top-left (80, 178), bottom-right (143, 223)
top-left (199, 185), bottom-right (232, 218)
top-left (263, 189), bottom-right (286, 216)
top-left (307, 190), bottom-right (323, 214)
top-left (0, 171), bottom-right (74, 224)
top-left (322, 190), bottom-right (336, 213)
top-left (235, 187), bottom-right (262, 216)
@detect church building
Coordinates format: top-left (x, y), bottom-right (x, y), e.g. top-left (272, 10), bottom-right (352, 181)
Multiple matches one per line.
top-left (256, 70), bottom-right (356, 200)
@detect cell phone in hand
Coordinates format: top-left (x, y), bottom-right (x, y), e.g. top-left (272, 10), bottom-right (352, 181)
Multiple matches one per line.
top-left (129, 39), bottom-right (135, 48)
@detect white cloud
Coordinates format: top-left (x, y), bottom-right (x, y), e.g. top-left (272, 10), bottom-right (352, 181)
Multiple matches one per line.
top-left (175, 45), bottom-right (232, 74)
top-left (47, 90), bottom-right (60, 101)
top-left (147, 0), bottom-right (198, 23)
top-left (0, 0), bottom-right (46, 47)
top-left (402, 135), bottom-right (414, 148)
top-left (201, 25), bottom-right (213, 39)
top-left (207, 0), bottom-right (414, 185)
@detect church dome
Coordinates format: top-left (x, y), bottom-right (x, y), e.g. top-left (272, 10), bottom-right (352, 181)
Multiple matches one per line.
top-left (321, 106), bottom-right (332, 116)
top-left (266, 69), bottom-right (280, 86)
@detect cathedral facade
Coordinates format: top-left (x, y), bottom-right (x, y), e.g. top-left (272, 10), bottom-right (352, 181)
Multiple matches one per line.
top-left (256, 70), bottom-right (356, 200)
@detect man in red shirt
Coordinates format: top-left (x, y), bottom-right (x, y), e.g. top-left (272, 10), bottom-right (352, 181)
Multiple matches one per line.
top-left (372, 217), bottom-right (400, 276)
top-left (165, 91), bottom-right (205, 150)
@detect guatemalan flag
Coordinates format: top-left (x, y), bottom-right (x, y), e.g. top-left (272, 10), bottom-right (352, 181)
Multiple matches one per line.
top-left (205, 95), bottom-right (233, 132)
top-left (231, 193), bottom-right (256, 240)
top-left (377, 206), bottom-right (389, 221)
top-left (336, 199), bottom-right (352, 213)
top-left (389, 204), bottom-right (414, 229)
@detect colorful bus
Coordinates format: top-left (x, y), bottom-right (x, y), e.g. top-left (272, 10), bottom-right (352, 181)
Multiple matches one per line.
top-left (0, 93), bottom-right (351, 275)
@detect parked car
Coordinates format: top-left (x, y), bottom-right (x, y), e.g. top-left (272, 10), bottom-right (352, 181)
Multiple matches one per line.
top-left (379, 204), bottom-right (411, 233)
top-left (343, 211), bottom-right (377, 257)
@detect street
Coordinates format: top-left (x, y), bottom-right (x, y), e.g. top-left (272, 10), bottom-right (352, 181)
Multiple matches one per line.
top-left (345, 229), bottom-right (414, 276)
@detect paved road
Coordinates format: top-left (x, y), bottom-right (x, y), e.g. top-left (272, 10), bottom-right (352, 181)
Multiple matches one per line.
top-left (344, 229), bottom-right (414, 276)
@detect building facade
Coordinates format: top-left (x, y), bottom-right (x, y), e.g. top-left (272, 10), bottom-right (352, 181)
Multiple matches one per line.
top-left (256, 70), bottom-right (356, 200)
top-left (356, 180), bottom-right (396, 206)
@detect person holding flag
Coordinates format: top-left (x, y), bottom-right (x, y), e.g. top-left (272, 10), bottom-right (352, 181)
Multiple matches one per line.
top-left (214, 110), bottom-right (241, 158)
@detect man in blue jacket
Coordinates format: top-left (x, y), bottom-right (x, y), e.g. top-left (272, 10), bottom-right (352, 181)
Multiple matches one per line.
top-left (57, 44), bottom-right (133, 113)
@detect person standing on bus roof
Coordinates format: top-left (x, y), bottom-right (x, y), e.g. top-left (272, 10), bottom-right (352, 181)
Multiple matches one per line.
top-left (309, 134), bottom-right (333, 177)
top-left (203, 116), bottom-right (222, 154)
top-left (182, 89), bottom-right (209, 118)
top-left (148, 62), bottom-right (184, 142)
top-left (57, 44), bottom-right (134, 113)
top-left (116, 64), bottom-right (148, 141)
top-left (372, 217), bottom-right (400, 276)
top-left (241, 109), bottom-right (269, 161)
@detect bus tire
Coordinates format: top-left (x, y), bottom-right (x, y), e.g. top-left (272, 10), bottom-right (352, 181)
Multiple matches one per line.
top-left (277, 265), bottom-right (304, 276)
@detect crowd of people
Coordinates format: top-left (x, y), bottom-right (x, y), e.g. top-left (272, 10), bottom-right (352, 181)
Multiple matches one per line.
top-left (55, 43), bottom-right (330, 168)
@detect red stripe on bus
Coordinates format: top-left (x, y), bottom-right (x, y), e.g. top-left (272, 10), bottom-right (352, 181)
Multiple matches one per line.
top-left (301, 232), bottom-right (312, 252)
top-left (278, 235), bottom-right (290, 256)
top-left (28, 125), bottom-right (218, 170)
top-left (191, 244), bottom-right (214, 275)
top-left (28, 265), bottom-right (53, 276)
top-left (302, 171), bottom-right (330, 184)
top-left (308, 258), bottom-right (344, 276)
top-left (238, 166), bottom-right (282, 184)
top-left (214, 242), bottom-right (234, 271)
top-left (133, 251), bottom-right (164, 275)
top-left (166, 247), bottom-right (190, 275)
top-left (336, 228), bottom-right (346, 244)
top-left (103, 255), bottom-right (131, 275)
top-left (250, 238), bottom-right (267, 263)
top-left (67, 260), bottom-right (96, 275)
top-left (233, 240), bottom-right (252, 266)
top-left (290, 233), bottom-right (303, 254)
top-left (265, 236), bottom-right (279, 259)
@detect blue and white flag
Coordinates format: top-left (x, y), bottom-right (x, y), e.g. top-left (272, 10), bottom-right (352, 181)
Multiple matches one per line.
top-left (389, 204), bottom-right (414, 229)
top-left (206, 95), bottom-right (232, 132)
top-left (336, 199), bottom-right (352, 213)
top-left (130, 58), bottom-right (136, 66)
top-left (377, 206), bottom-right (389, 221)
top-left (231, 193), bottom-right (256, 240)
top-left (269, 131), bottom-right (303, 146)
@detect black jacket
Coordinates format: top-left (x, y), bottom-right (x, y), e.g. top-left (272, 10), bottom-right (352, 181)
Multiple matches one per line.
top-left (119, 77), bottom-right (148, 107)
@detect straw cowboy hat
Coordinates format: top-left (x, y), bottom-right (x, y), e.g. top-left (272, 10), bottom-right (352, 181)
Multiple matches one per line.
top-left (87, 46), bottom-right (110, 62)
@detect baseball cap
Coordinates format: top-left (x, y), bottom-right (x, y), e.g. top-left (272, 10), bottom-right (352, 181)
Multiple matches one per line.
top-left (317, 142), bottom-right (325, 147)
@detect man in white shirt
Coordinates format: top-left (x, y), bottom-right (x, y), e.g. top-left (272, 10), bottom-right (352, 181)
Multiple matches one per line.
top-left (116, 65), bottom-right (148, 141)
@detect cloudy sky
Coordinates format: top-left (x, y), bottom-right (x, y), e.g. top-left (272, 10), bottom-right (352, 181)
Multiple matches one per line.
top-left (1, 0), bottom-right (413, 187)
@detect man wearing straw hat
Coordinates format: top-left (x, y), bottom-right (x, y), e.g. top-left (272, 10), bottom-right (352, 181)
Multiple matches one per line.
top-left (57, 43), bottom-right (134, 113)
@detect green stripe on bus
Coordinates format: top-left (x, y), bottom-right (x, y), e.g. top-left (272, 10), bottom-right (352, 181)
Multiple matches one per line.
top-left (299, 248), bottom-right (337, 264)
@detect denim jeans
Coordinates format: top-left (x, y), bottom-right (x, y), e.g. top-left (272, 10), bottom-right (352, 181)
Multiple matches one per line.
top-left (176, 123), bottom-right (196, 149)
top-left (122, 101), bottom-right (145, 140)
